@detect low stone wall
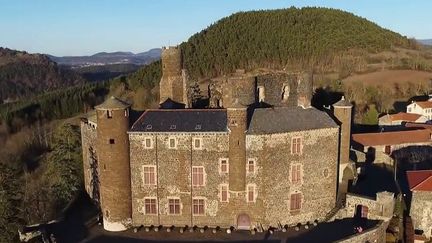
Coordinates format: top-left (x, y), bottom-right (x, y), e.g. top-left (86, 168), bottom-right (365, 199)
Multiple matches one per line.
top-left (333, 192), bottom-right (394, 222)
top-left (337, 220), bottom-right (388, 243)
top-left (346, 192), bottom-right (394, 220)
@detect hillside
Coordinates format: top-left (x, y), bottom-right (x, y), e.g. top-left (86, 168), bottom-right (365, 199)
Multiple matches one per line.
top-left (49, 48), bottom-right (161, 67)
top-left (73, 63), bottom-right (141, 82)
top-left (180, 7), bottom-right (414, 78)
top-left (0, 47), bottom-right (84, 102)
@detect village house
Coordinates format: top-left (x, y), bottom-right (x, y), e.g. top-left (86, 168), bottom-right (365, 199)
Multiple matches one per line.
top-left (407, 170), bottom-right (432, 239)
top-left (351, 129), bottom-right (432, 167)
top-left (379, 112), bottom-right (427, 126)
top-left (407, 99), bottom-right (432, 121)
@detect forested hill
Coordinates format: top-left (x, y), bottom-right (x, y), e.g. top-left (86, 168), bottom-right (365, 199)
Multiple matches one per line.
top-left (0, 47), bottom-right (84, 102)
top-left (180, 7), bottom-right (414, 78)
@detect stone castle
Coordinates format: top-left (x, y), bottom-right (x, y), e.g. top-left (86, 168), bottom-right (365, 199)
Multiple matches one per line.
top-left (80, 46), bottom-right (354, 232)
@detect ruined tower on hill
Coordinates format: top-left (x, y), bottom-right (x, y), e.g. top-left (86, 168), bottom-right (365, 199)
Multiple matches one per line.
top-left (95, 97), bottom-right (132, 231)
top-left (159, 46), bottom-right (188, 107)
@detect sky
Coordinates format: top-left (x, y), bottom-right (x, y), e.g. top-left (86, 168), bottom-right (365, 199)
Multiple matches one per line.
top-left (0, 0), bottom-right (431, 56)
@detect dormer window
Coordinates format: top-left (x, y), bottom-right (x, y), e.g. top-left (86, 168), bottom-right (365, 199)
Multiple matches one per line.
top-left (107, 110), bottom-right (113, 119)
top-left (146, 124), bottom-right (152, 130)
top-left (170, 125), bottom-right (176, 130)
top-left (195, 124), bottom-right (202, 130)
top-left (168, 137), bottom-right (177, 149)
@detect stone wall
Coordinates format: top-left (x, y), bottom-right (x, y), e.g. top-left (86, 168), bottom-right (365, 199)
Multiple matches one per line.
top-left (159, 46), bottom-right (187, 105)
top-left (255, 73), bottom-right (299, 107)
top-left (129, 126), bottom-right (339, 229)
top-left (80, 121), bottom-right (97, 197)
top-left (343, 192), bottom-right (395, 221)
top-left (411, 191), bottom-right (432, 238)
top-left (337, 220), bottom-right (388, 243)
top-left (247, 127), bottom-right (339, 226)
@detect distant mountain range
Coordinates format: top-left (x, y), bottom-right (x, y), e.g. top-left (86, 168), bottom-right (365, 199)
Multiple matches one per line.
top-left (48, 48), bottom-right (162, 67)
top-left (418, 39), bottom-right (432, 46)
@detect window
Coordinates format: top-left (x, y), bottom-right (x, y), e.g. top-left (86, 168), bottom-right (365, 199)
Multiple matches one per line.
top-left (246, 184), bottom-right (256, 202)
top-left (290, 193), bottom-right (302, 211)
top-left (323, 168), bottom-right (329, 178)
top-left (193, 138), bottom-right (203, 150)
top-left (143, 165), bottom-right (156, 185)
top-left (107, 110), bottom-right (112, 119)
top-left (282, 85), bottom-right (290, 101)
top-left (219, 159), bottom-right (229, 174)
top-left (258, 86), bottom-right (265, 102)
top-left (192, 198), bottom-right (205, 215)
top-left (143, 137), bottom-right (153, 149)
top-left (168, 137), bottom-right (177, 149)
top-left (144, 198), bottom-right (157, 215)
top-left (291, 164), bottom-right (302, 184)
top-left (109, 139), bottom-right (115, 144)
top-left (124, 109), bottom-right (129, 117)
top-left (168, 198), bottom-right (181, 215)
top-left (220, 184), bottom-right (229, 202)
top-left (247, 159), bottom-right (255, 174)
top-left (192, 166), bottom-right (205, 186)
top-left (291, 137), bottom-right (302, 155)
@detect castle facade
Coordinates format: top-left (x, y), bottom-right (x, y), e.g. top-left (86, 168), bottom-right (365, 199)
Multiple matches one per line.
top-left (80, 46), bottom-right (353, 231)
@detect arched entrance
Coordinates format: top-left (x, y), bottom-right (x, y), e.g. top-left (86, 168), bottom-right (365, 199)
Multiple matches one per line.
top-left (237, 213), bottom-right (251, 230)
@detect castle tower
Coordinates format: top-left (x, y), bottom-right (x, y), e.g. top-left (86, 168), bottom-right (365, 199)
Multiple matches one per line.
top-left (332, 96), bottom-right (354, 197)
top-left (297, 72), bottom-right (313, 108)
top-left (227, 103), bottom-right (247, 192)
top-left (95, 96), bottom-right (132, 231)
top-left (159, 46), bottom-right (188, 107)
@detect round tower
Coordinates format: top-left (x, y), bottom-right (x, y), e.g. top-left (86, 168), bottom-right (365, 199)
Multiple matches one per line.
top-left (95, 96), bottom-right (132, 231)
top-left (227, 103), bottom-right (247, 192)
top-left (332, 96), bottom-right (354, 196)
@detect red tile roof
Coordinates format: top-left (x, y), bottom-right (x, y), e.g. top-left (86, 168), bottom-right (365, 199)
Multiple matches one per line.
top-left (407, 170), bottom-right (432, 191)
top-left (352, 129), bottom-right (432, 146)
top-left (388, 112), bottom-right (422, 122)
top-left (405, 122), bottom-right (432, 130)
top-left (416, 101), bottom-right (432, 109)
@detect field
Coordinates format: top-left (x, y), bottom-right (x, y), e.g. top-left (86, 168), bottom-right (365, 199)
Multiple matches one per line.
top-left (343, 69), bottom-right (432, 86)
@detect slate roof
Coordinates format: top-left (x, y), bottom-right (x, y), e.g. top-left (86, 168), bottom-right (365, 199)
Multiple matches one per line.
top-left (130, 109), bottom-right (228, 132)
top-left (247, 107), bottom-right (338, 134)
top-left (407, 170), bottom-right (432, 192)
top-left (95, 96), bottom-right (130, 110)
top-left (352, 129), bottom-right (432, 146)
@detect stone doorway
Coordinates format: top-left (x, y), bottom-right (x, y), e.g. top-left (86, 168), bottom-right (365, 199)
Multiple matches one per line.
top-left (355, 205), bottom-right (369, 218)
top-left (237, 213), bottom-right (251, 230)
